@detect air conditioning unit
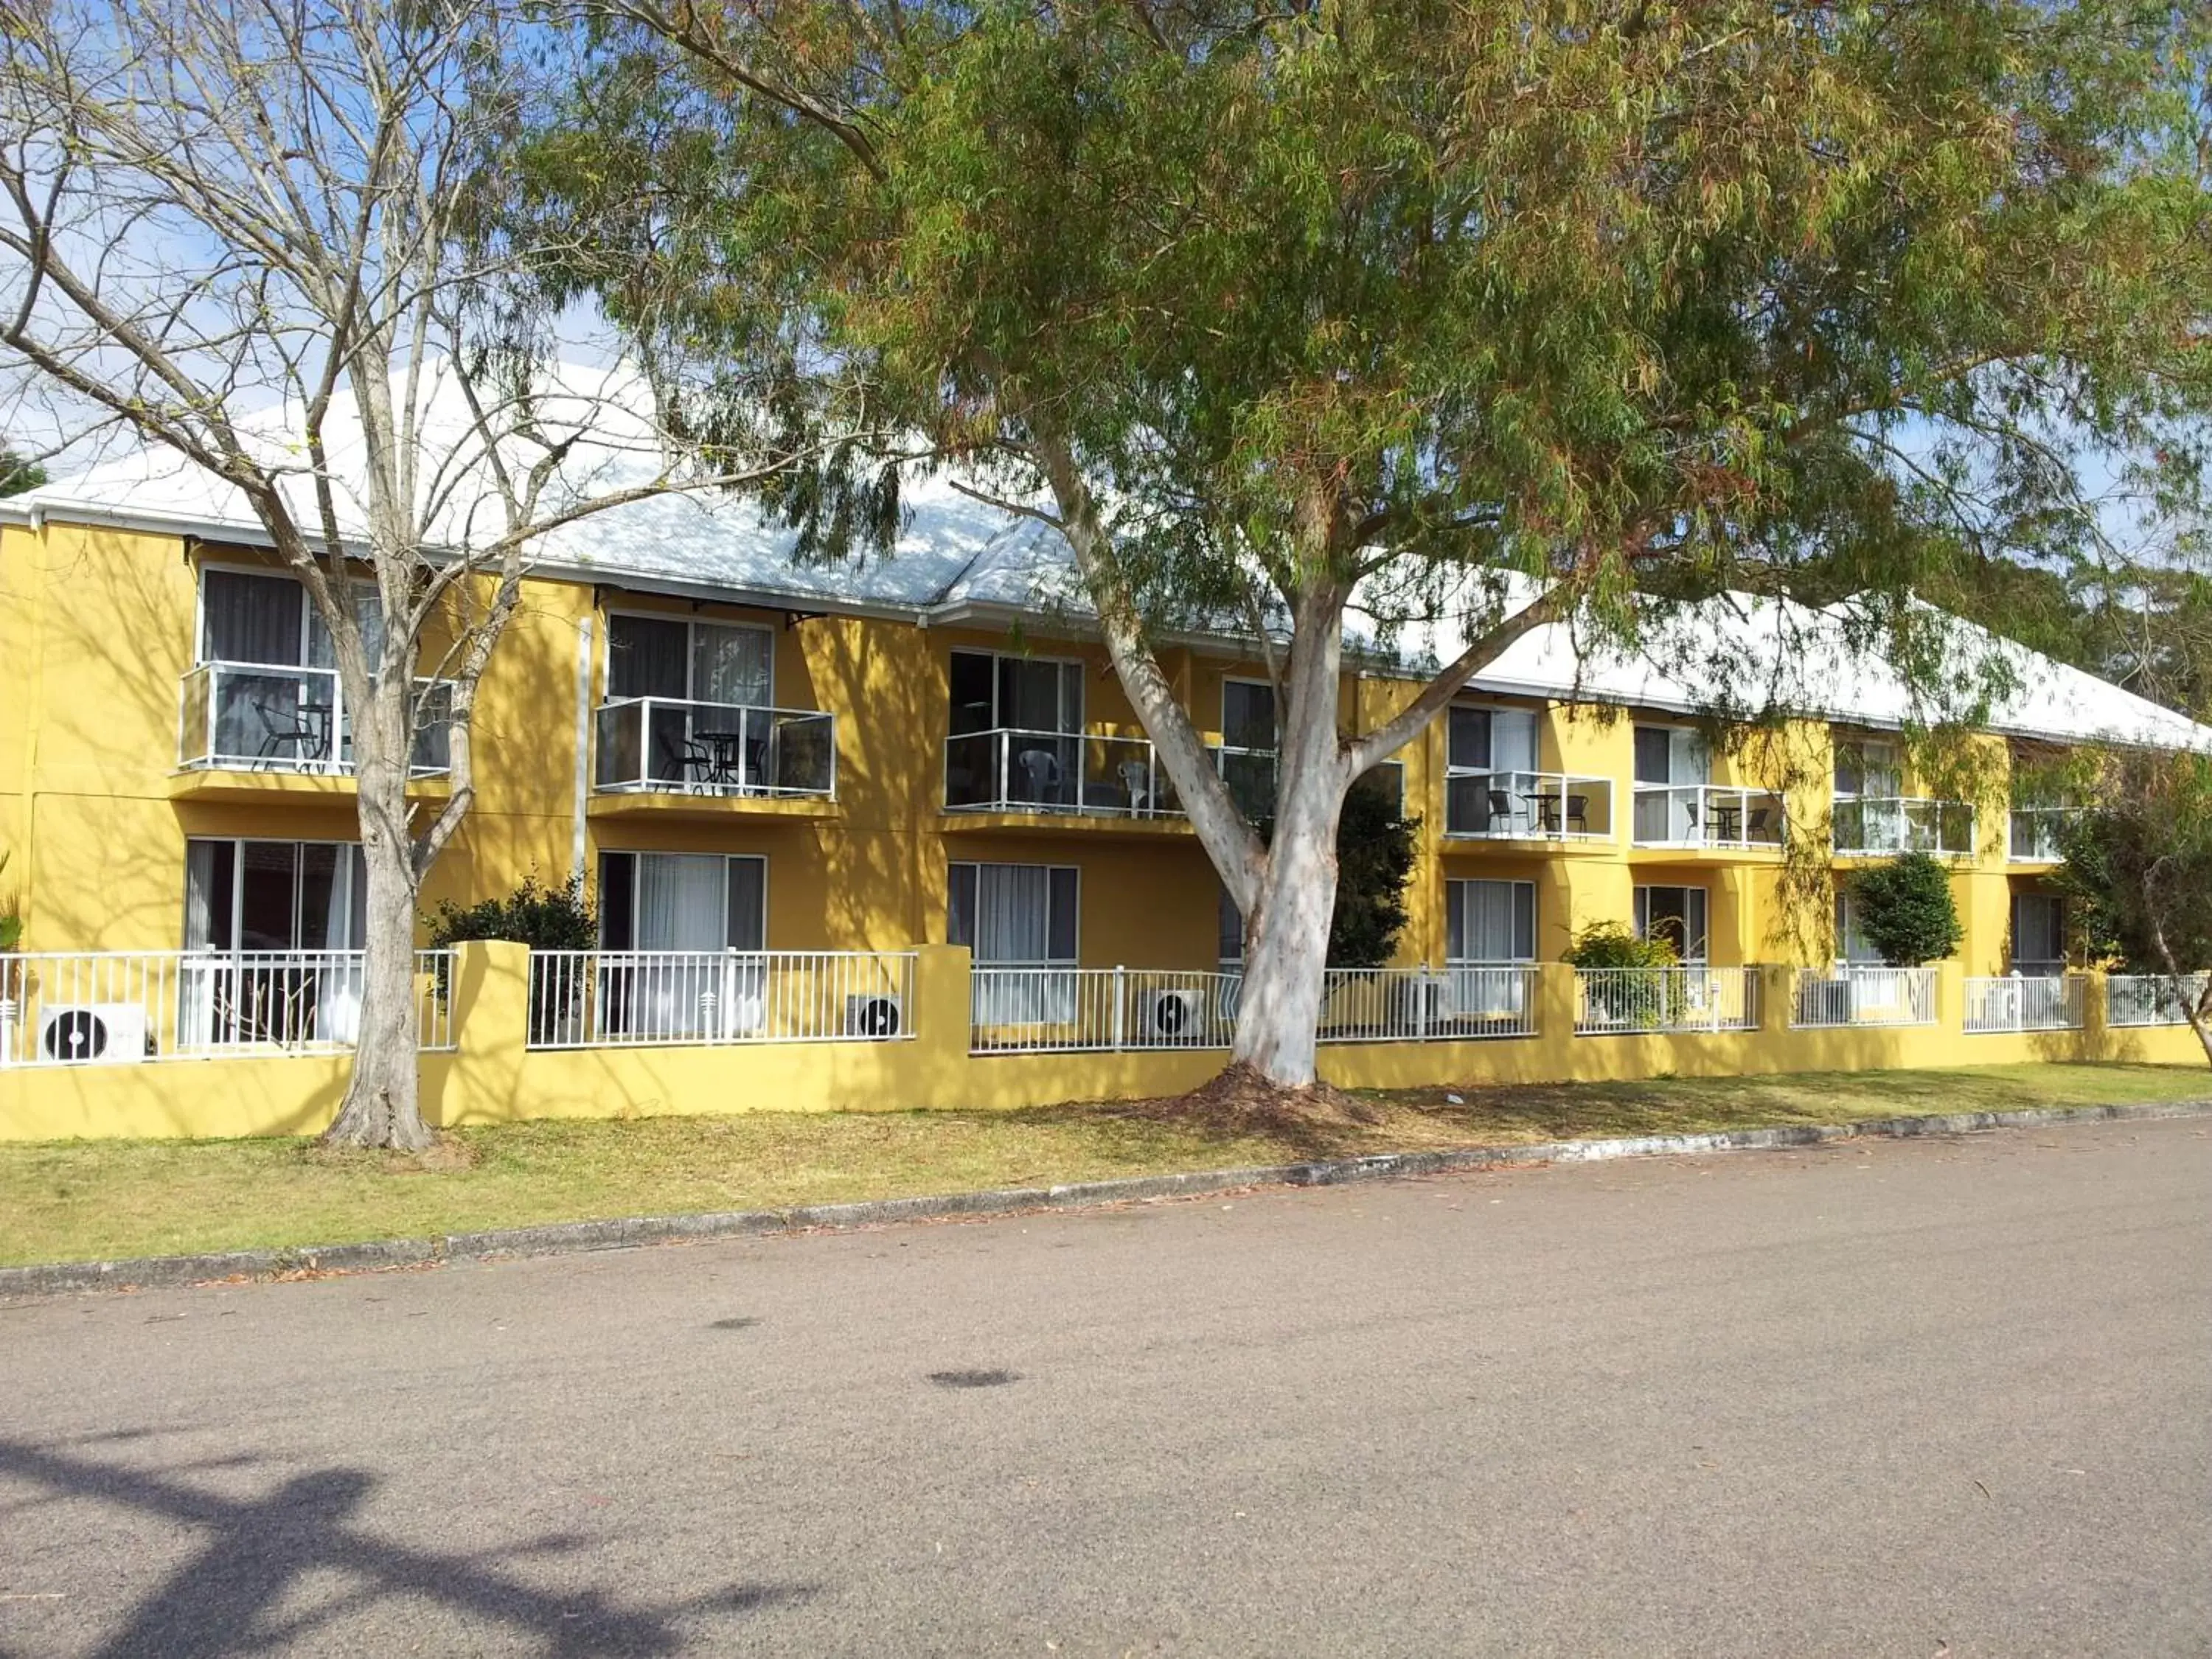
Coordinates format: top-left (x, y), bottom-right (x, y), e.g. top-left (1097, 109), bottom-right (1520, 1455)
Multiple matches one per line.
top-left (1141, 987), bottom-right (1206, 1040)
top-left (1404, 971), bottom-right (1457, 1025)
top-left (39, 1004), bottom-right (152, 1064)
top-left (845, 993), bottom-right (903, 1038)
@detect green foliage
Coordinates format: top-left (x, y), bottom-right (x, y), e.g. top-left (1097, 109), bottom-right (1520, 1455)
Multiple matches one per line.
top-left (1850, 855), bottom-right (1964, 967)
top-left (0, 450), bottom-right (42, 498)
top-left (425, 874), bottom-right (596, 954)
top-left (1565, 922), bottom-right (1677, 971)
top-left (2055, 751), bottom-right (2212, 975)
top-left (0, 850), bottom-right (19, 953)
top-left (1326, 773), bottom-right (1417, 970)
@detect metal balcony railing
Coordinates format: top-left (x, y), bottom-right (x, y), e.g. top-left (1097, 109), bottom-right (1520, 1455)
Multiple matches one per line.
top-left (1444, 771), bottom-right (1614, 841)
top-left (1573, 965), bottom-right (1760, 1034)
top-left (1630, 785), bottom-right (1787, 850)
top-left (178, 661), bottom-right (453, 776)
top-left (2107, 974), bottom-right (2208, 1028)
top-left (942, 730), bottom-right (1288, 824)
top-left (1830, 797), bottom-right (1976, 857)
top-left (1962, 973), bottom-right (2084, 1033)
top-left (1791, 966), bottom-right (1938, 1027)
top-left (594, 698), bottom-right (835, 798)
top-left (2006, 807), bottom-right (2076, 863)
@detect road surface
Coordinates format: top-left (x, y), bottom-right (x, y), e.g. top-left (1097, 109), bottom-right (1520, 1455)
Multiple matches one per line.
top-left (2, 1115), bottom-right (2208, 1657)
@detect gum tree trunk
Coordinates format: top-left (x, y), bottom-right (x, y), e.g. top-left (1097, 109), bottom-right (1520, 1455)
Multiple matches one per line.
top-left (323, 672), bottom-right (431, 1150)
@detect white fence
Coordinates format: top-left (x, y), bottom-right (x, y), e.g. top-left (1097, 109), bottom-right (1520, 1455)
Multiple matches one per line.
top-left (525, 950), bottom-right (916, 1049)
top-left (0, 950), bottom-right (453, 1065)
top-left (969, 966), bottom-right (1242, 1053)
top-left (1792, 967), bottom-right (1938, 1029)
top-left (1314, 965), bottom-right (1541, 1044)
top-left (1963, 974), bottom-right (2084, 1034)
top-left (966, 963), bottom-right (1540, 1053)
top-left (1574, 966), bottom-right (1759, 1034)
top-left (2106, 974), bottom-right (2208, 1029)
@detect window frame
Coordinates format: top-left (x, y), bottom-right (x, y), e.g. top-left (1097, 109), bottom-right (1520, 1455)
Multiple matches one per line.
top-left (603, 608), bottom-right (777, 707)
top-left (181, 835), bottom-right (367, 954)
top-left (596, 851), bottom-right (770, 952)
top-left (1632, 883), bottom-right (1711, 964)
top-left (1445, 878), bottom-right (1538, 965)
top-left (947, 860), bottom-right (1081, 965)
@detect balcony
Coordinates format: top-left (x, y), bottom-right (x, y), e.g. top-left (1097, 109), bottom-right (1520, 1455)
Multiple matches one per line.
top-left (176, 661), bottom-right (453, 786)
top-left (1444, 769), bottom-right (1614, 842)
top-left (943, 729), bottom-right (1280, 824)
top-left (1831, 796), bottom-right (1975, 858)
top-left (592, 698), bottom-right (835, 812)
top-left (1630, 785), bottom-right (1786, 851)
top-left (2006, 807), bottom-right (2075, 863)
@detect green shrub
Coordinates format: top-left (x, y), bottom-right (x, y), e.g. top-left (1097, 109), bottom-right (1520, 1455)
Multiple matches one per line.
top-left (0, 850), bottom-right (20, 953)
top-left (1850, 853), bottom-right (1962, 966)
top-left (1327, 773), bottom-right (1418, 969)
top-left (425, 873), bottom-right (597, 953)
top-left (1564, 920), bottom-right (1678, 970)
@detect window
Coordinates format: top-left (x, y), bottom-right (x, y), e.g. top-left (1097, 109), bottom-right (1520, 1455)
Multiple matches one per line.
top-left (948, 863), bottom-right (1079, 964)
top-left (947, 650), bottom-right (1082, 737)
top-left (1222, 679), bottom-right (1279, 751)
top-left (1447, 706), bottom-right (1540, 775)
top-left (1632, 726), bottom-right (1708, 787)
top-left (607, 613), bottom-right (773, 707)
top-left (1832, 892), bottom-right (1885, 964)
top-left (1834, 738), bottom-right (1899, 799)
top-left (1218, 886), bottom-right (1244, 967)
top-left (2011, 893), bottom-right (2066, 974)
top-left (1634, 884), bottom-right (1709, 963)
top-left (1632, 727), bottom-right (1711, 844)
top-left (199, 568), bottom-right (385, 671)
top-left (1447, 880), bottom-right (1537, 964)
top-left (597, 853), bottom-right (766, 952)
top-left (184, 838), bottom-right (366, 953)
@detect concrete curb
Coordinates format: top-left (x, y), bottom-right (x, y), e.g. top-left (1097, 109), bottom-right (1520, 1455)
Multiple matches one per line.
top-left (5, 1097), bottom-right (2206, 1301)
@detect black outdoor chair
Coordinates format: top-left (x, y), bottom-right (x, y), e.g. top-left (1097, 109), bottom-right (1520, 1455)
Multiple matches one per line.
top-left (655, 728), bottom-right (715, 790)
top-left (1486, 789), bottom-right (1516, 833)
top-left (1745, 805), bottom-right (1774, 844)
top-left (1563, 793), bottom-right (1590, 834)
top-left (254, 696), bottom-right (327, 767)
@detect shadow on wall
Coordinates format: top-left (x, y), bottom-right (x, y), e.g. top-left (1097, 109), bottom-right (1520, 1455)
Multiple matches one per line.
top-left (0, 1436), bottom-right (816, 1657)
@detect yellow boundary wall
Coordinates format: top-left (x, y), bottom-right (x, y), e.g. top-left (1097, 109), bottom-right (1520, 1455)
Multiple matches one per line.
top-left (0, 943), bottom-right (2201, 1142)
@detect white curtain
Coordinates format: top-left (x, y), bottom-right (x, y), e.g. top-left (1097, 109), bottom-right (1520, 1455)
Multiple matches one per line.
top-left (977, 865), bottom-right (1050, 962)
top-left (636, 855), bottom-right (728, 951)
top-left (1490, 710), bottom-right (1539, 774)
top-left (693, 624), bottom-right (773, 707)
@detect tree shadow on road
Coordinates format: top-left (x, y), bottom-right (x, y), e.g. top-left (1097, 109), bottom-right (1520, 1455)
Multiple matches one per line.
top-left (0, 1438), bottom-right (813, 1657)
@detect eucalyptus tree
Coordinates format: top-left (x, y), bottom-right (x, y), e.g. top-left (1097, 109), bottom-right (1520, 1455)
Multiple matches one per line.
top-left (0, 0), bottom-right (797, 1147)
top-left (541, 0), bottom-right (2212, 1091)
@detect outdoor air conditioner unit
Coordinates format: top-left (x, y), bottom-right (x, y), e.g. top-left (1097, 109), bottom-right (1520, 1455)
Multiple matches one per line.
top-left (1411, 971), bottom-right (1457, 1022)
top-left (845, 993), bottom-right (904, 1038)
top-left (1141, 987), bottom-right (1206, 1040)
top-left (38, 1004), bottom-right (152, 1064)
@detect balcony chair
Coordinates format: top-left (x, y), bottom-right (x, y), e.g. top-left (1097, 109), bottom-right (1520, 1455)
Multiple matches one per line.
top-left (1562, 793), bottom-right (1590, 835)
top-left (1486, 789), bottom-right (1517, 834)
top-left (1745, 805), bottom-right (1774, 844)
top-left (654, 728), bottom-right (717, 792)
top-left (253, 695), bottom-right (330, 768)
top-left (1015, 747), bottom-right (1064, 806)
top-left (1119, 759), bottom-right (1156, 815)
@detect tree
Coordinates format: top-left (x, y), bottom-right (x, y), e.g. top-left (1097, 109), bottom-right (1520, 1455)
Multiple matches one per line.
top-left (1318, 776), bottom-right (1416, 971)
top-left (0, 446), bottom-right (43, 496)
top-left (2057, 749), bottom-right (2212, 1064)
top-left (534, 0), bottom-right (2210, 1094)
top-left (1848, 855), bottom-right (1964, 968)
top-left (0, 1), bottom-right (796, 1147)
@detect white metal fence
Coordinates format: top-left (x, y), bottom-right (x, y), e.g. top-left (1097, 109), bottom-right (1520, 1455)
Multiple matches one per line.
top-left (969, 966), bottom-right (1242, 1053)
top-left (1962, 974), bottom-right (2084, 1034)
top-left (1574, 966), bottom-right (1759, 1034)
top-left (1314, 965), bottom-right (1541, 1043)
top-left (1791, 966), bottom-right (1938, 1029)
top-left (2106, 974), bottom-right (2208, 1029)
top-left (0, 950), bottom-right (453, 1065)
top-left (525, 950), bottom-right (916, 1049)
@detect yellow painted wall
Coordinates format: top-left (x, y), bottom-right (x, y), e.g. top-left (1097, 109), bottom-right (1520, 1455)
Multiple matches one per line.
top-left (2, 944), bottom-right (2200, 1142)
top-left (0, 509), bottom-right (2090, 1124)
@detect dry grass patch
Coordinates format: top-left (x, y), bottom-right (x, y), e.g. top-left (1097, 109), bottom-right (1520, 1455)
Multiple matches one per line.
top-left (1, 1062), bottom-right (2203, 1269)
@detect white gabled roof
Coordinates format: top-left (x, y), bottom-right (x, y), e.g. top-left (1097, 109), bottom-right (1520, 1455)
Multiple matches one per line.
top-left (5, 361), bottom-right (2205, 752)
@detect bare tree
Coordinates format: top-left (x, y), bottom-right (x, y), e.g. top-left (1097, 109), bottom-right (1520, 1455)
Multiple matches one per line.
top-left (0, 0), bottom-right (796, 1147)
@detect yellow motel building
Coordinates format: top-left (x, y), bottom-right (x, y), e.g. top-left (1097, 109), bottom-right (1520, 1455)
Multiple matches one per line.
top-left (1, 448), bottom-right (2207, 1141)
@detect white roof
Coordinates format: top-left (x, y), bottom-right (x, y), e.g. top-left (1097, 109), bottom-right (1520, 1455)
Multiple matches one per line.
top-left (5, 363), bottom-right (2205, 751)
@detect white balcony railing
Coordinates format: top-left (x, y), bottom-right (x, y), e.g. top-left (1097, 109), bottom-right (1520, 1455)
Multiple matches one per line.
top-left (942, 729), bottom-right (1289, 824)
top-left (178, 661), bottom-right (453, 776)
top-left (0, 949), bottom-right (453, 1065)
top-left (2107, 974), bottom-right (2208, 1028)
top-left (1792, 966), bottom-right (1938, 1028)
top-left (526, 950), bottom-right (914, 1048)
top-left (594, 698), bottom-right (835, 798)
top-left (1444, 771), bottom-right (1614, 841)
top-left (1573, 966), bottom-right (1760, 1034)
top-left (1831, 796), bottom-right (1976, 857)
top-left (1963, 973), bottom-right (2084, 1034)
top-left (2006, 807), bottom-right (2076, 863)
top-left (1630, 785), bottom-right (1787, 850)
top-left (1316, 964), bottom-right (1541, 1043)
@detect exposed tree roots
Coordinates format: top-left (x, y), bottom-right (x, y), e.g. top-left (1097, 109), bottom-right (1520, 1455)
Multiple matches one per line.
top-left (1110, 1061), bottom-right (1385, 1142)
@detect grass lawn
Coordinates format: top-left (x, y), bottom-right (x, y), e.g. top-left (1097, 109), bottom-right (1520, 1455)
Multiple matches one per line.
top-left (2, 1062), bottom-right (2205, 1269)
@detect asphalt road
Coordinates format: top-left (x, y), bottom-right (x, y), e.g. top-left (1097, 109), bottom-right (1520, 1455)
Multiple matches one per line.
top-left (1, 1116), bottom-right (2208, 1658)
